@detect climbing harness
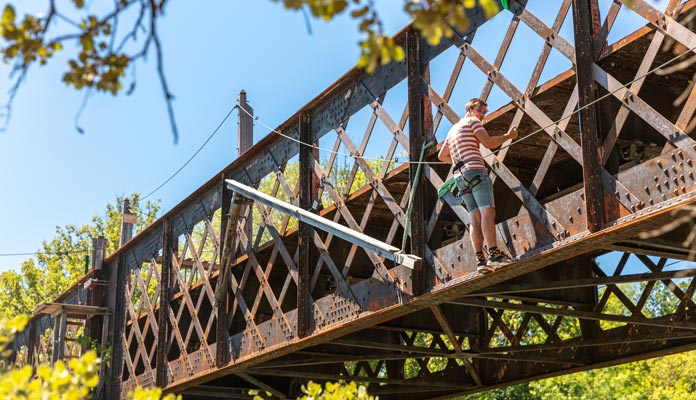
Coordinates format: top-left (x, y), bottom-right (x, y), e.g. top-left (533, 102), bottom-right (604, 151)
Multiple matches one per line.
top-left (456, 175), bottom-right (482, 195)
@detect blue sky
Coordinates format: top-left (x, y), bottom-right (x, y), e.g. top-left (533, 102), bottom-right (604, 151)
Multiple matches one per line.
top-left (0, 0), bottom-right (673, 274)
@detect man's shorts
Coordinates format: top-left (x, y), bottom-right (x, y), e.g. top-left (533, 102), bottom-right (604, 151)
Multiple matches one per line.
top-left (455, 169), bottom-right (494, 213)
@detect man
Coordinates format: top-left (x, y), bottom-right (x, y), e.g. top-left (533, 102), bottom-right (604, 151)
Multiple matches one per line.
top-left (438, 98), bottom-right (518, 274)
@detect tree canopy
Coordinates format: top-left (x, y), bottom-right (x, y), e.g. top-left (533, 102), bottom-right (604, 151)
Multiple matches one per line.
top-left (0, 194), bottom-right (159, 317)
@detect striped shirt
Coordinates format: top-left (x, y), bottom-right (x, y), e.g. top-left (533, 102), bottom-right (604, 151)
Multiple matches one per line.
top-left (446, 116), bottom-right (487, 174)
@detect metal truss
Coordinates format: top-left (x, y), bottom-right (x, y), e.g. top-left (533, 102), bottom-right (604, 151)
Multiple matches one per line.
top-left (7, 1), bottom-right (696, 399)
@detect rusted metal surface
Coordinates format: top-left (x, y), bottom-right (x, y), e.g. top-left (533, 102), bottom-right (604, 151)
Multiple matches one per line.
top-left (8, 1), bottom-right (696, 399)
top-left (573, 0), bottom-right (605, 231)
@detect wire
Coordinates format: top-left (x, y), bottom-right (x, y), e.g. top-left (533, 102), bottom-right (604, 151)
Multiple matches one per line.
top-left (0, 250), bottom-right (89, 258)
top-left (141, 105), bottom-right (238, 201)
top-left (239, 38), bottom-right (696, 167)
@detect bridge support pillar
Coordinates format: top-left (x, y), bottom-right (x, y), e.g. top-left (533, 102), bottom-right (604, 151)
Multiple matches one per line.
top-left (407, 27), bottom-right (433, 295)
top-left (298, 112), bottom-right (317, 338)
top-left (573, 0), bottom-right (605, 232)
top-left (156, 218), bottom-right (172, 387)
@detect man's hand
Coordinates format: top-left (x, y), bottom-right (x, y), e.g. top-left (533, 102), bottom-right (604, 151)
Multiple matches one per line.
top-left (507, 126), bottom-right (519, 141)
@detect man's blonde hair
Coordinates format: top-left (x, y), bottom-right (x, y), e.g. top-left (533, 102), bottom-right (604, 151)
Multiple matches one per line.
top-left (466, 98), bottom-right (487, 112)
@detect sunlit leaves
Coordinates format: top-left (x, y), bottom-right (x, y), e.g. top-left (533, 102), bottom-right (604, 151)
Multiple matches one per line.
top-left (1, 5), bottom-right (15, 26)
top-left (273, 0), bottom-right (503, 73)
top-left (0, 5), bottom-right (60, 66)
top-left (129, 386), bottom-right (182, 400)
top-left (357, 32), bottom-right (404, 73)
top-left (299, 380), bottom-right (375, 400)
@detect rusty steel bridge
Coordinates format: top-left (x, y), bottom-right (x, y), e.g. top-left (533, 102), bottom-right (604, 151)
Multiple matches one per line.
top-left (8, 0), bottom-right (696, 398)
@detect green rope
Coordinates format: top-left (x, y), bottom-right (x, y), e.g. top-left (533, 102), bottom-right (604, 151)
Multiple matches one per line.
top-left (501, 0), bottom-right (510, 10)
top-left (402, 140), bottom-right (434, 252)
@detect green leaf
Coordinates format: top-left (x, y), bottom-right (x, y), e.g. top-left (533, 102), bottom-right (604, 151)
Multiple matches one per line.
top-left (350, 6), bottom-right (369, 18)
top-left (1, 5), bottom-right (16, 25)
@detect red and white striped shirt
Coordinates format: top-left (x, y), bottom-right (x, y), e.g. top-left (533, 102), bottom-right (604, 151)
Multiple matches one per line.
top-left (446, 116), bottom-right (487, 174)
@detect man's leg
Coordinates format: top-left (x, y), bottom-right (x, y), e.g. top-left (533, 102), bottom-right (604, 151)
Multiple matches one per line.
top-left (470, 173), bottom-right (512, 268)
top-left (480, 206), bottom-right (498, 249)
top-left (469, 211), bottom-right (483, 252)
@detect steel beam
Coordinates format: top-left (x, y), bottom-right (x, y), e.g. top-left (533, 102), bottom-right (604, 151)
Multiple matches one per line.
top-left (298, 113), bottom-right (314, 338)
top-left (225, 179), bottom-right (422, 269)
top-left (575, 0), bottom-right (605, 231)
top-left (156, 218), bottom-right (172, 387)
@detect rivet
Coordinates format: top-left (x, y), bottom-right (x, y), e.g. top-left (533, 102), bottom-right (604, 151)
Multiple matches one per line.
top-left (644, 186), bottom-right (650, 194)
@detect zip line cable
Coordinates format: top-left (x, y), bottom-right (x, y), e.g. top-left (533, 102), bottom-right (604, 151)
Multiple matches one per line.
top-left (141, 105), bottom-right (238, 201)
top-left (0, 108), bottom-right (237, 260)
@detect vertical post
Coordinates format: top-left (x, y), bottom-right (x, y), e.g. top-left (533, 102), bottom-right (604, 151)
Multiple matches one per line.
top-left (91, 236), bottom-right (107, 270)
top-left (216, 193), bottom-right (245, 367)
top-left (106, 256), bottom-right (128, 400)
top-left (156, 219), bottom-right (171, 387)
top-left (298, 113), bottom-right (314, 338)
top-left (27, 318), bottom-right (36, 372)
top-left (87, 236), bottom-right (107, 367)
top-left (217, 176), bottom-right (232, 368)
top-left (238, 89), bottom-right (254, 157)
top-left (407, 27), bottom-right (432, 294)
top-left (573, 0), bottom-right (605, 232)
top-left (238, 89), bottom-right (254, 244)
top-left (120, 199), bottom-right (136, 246)
top-left (51, 311), bottom-right (67, 365)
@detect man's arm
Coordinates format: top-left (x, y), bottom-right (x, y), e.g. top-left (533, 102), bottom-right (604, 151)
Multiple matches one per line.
top-left (438, 139), bottom-right (453, 164)
top-left (476, 126), bottom-right (518, 149)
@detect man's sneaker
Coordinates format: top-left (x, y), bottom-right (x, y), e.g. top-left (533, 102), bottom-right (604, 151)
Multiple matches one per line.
top-left (476, 252), bottom-right (494, 274)
top-left (487, 247), bottom-right (513, 267)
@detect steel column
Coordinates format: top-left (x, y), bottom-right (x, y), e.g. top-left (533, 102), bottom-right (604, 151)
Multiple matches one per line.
top-left (156, 218), bottom-right (172, 387)
top-left (573, 0), bottom-right (605, 231)
top-left (407, 27), bottom-right (432, 294)
top-left (298, 113), bottom-right (314, 338)
top-left (106, 256), bottom-right (128, 399)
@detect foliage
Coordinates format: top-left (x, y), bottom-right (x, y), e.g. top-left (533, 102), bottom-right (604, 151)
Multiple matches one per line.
top-left (253, 380), bottom-right (376, 400)
top-left (0, 0), bottom-right (503, 137)
top-left (0, 194), bottom-right (159, 318)
top-left (0, 315), bottom-right (179, 400)
top-left (273, 0), bottom-right (501, 72)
